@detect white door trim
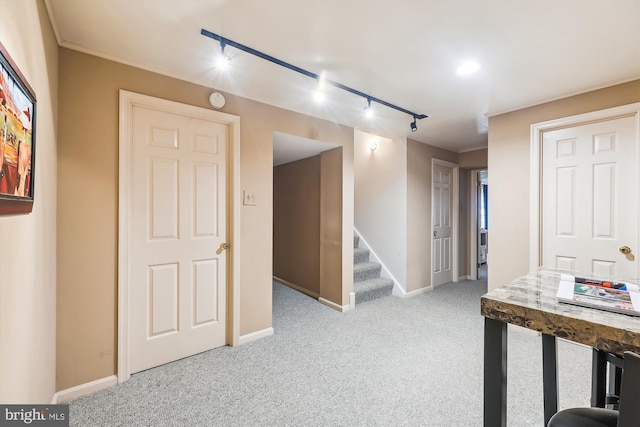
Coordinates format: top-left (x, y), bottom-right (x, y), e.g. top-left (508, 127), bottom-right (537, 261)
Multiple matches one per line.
top-left (431, 158), bottom-right (459, 286)
top-left (469, 169), bottom-right (485, 281)
top-left (529, 102), bottom-right (640, 271)
top-left (117, 90), bottom-right (241, 383)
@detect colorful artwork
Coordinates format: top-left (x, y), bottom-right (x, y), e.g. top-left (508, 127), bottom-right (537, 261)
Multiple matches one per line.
top-left (0, 42), bottom-right (35, 214)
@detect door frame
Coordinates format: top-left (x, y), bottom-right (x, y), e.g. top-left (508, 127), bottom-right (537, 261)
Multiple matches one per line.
top-left (529, 102), bottom-right (640, 271)
top-left (431, 158), bottom-right (459, 286)
top-left (117, 90), bottom-right (241, 383)
top-left (469, 169), bottom-right (486, 280)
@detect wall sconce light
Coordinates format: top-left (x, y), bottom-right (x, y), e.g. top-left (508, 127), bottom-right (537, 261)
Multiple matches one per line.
top-left (369, 141), bottom-right (378, 152)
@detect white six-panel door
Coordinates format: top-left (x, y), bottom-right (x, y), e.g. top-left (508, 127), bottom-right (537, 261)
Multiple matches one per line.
top-left (129, 104), bottom-right (228, 374)
top-left (542, 115), bottom-right (639, 278)
top-left (433, 163), bottom-right (454, 286)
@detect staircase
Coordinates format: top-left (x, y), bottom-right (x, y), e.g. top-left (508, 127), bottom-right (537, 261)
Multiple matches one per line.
top-left (353, 235), bottom-right (394, 304)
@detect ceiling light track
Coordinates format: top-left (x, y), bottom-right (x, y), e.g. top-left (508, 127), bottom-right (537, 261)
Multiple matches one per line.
top-left (201, 29), bottom-right (428, 129)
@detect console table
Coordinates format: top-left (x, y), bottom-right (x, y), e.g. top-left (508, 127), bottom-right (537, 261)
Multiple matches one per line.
top-left (481, 268), bottom-right (640, 427)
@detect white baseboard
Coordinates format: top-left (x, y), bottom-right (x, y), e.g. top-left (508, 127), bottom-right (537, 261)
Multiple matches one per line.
top-left (349, 292), bottom-right (355, 310)
top-left (53, 375), bottom-right (117, 403)
top-left (318, 297), bottom-right (351, 312)
top-left (238, 327), bottom-right (274, 346)
top-left (397, 285), bottom-right (433, 298)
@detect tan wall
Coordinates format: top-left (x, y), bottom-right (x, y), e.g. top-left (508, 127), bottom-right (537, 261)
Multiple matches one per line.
top-left (0, 0), bottom-right (58, 403)
top-left (460, 148), bottom-right (488, 169)
top-left (488, 80), bottom-right (640, 291)
top-left (57, 48), bottom-right (354, 390)
top-left (320, 147), bottom-right (343, 304)
top-left (458, 168), bottom-right (470, 277)
top-left (273, 156), bottom-right (321, 296)
top-left (273, 148), bottom-right (344, 305)
top-left (354, 130), bottom-right (408, 286)
top-left (341, 139), bottom-right (354, 305)
top-left (406, 139), bottom-right (458, 292)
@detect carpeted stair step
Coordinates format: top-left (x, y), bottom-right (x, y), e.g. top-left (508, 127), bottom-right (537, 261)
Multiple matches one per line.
top-left (354, 261), bottom-right (382, 282)
top-left (354, 247), bottom-right (370, 264)
top-left (354, 277), bottom-right (394, 304)
top-left (353, 233), bottom-right (393, 305)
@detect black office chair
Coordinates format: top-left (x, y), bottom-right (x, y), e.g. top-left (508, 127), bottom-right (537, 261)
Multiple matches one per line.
top-left (548, 351), bottom-right (640, 427)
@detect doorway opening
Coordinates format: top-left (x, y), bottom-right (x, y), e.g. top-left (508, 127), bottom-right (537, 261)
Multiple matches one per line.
top-left (272, 132), bottom-right (344, 309)
top-left (470, 169), bottom-right (488, 281)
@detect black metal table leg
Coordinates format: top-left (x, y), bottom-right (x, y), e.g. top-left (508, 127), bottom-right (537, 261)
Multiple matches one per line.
top-left (484, 317), bottom-right (507, 427)
top-left (591, 349), bottom-right (607, 407)
top-left (542, 334), bottom-right (558, 426)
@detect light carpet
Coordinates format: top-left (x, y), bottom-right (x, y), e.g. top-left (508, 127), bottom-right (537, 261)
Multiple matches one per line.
top-left (68, 278), bottom-right (591, 426)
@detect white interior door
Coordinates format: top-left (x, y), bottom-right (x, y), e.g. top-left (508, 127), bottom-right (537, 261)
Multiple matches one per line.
top-left (129, 104), bottom-right (228, 374)
top-left (433, 163), bottom-right (454, 286)
top-left (542, 115), bottom-right (639, 279)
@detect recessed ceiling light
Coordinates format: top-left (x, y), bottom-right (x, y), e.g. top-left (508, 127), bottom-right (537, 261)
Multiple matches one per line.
top-left (456, 61), bottom-right (480, 76)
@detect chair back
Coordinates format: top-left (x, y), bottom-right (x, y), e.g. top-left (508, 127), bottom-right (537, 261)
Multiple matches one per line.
top-left (618, 351), bottom-right (640, 427)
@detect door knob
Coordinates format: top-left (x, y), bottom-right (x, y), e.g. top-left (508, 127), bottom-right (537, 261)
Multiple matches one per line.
top-left (619, 245), bottom-right (632, 255)
top-left (219, 242), bottom-right (230, 251)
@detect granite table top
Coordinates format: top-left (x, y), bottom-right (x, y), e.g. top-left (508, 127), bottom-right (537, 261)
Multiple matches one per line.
top-left (481, 267), bottom-right (640, 355)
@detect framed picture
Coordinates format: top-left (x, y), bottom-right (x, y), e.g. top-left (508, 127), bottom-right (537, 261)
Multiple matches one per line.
top-left (0, 41), bottom-right (36, 214)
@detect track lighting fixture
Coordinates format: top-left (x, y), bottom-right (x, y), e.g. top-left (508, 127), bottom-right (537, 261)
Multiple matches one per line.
top-left (201, 29), bottom-right (428, 131)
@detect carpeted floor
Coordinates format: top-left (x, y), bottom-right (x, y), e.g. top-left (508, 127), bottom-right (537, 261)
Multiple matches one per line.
top-left (68, 278), bottom-right (591, 426)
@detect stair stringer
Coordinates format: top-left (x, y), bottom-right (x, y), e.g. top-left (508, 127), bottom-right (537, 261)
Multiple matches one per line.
top-left (354, 227), bottom-right (405, 296)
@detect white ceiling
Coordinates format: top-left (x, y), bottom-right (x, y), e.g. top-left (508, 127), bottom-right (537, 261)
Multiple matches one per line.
top-left (45, 0), bottom-right (640, 156)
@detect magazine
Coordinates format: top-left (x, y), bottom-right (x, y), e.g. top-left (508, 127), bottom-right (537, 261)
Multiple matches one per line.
top-left (556, 274), bottom-right (640, 316)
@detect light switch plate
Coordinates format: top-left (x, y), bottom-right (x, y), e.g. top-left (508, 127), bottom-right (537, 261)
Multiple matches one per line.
top-left (243, 191), bottom-right (256, 206)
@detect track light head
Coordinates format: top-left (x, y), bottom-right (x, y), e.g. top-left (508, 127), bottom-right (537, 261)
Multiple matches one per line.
top-left (410, 117), bottom-right (418, 132)
top-left (364, 98), bottom-right (374, 119)
top-left (215, 39), bottom-right (231, 69)
top-left (215, 54), bottom-right (231, 70)
top-left (364, 109), bottom-right (374, 119)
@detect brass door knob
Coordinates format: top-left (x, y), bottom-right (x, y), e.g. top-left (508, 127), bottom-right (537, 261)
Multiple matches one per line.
top-left (619, 245), bottom-right (632, 255)
top-left (219, 242), bottom-right (230, 251)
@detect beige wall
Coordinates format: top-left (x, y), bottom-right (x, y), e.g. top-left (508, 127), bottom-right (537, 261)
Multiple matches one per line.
top-left (320, 147), bottom-right (344, 304)
top-left (354, 130), bottom-right (407, 286)
top-left (273, 156), bottom-right (321, 296)
top-left (406, 139), bottom-right (458, 292)
top-left (460, 148), bottom-right (488, 169)
top-left (340, 140), bottom-right (355, 305)
top-left (0, 0), bottom-right (58, 403)
top-left (458, 168), bottom-right (470, 276)
top-left (488, 80), bottom-right (640, 291)
top-left (57, 48), bottom-right (354, 390)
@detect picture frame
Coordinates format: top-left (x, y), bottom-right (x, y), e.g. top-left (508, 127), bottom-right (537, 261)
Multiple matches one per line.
top-left (0, 41), bottom-right (36, 215)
